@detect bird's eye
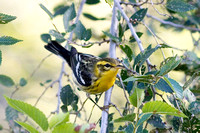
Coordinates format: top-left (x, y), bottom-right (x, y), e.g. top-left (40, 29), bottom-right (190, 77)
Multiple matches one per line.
top-left (104, 63), bottom-right (111, 68)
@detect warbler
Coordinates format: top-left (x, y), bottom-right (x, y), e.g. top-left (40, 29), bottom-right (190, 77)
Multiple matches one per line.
top-left (44, 41), bottom-right (123, 94)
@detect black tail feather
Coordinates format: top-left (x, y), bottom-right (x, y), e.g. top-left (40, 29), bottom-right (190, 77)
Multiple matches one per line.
top-left (44, 41), bottom-right (71, 66)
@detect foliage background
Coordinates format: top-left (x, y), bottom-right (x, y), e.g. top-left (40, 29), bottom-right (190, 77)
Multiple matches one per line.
top-left (0, 0), bottom-right (199, 132)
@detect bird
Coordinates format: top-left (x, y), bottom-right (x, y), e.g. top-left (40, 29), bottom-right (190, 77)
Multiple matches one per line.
top-left (44, 41), bottom-right (124, 94)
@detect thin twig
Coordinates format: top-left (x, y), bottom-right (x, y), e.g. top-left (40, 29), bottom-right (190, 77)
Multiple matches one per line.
top-left (88, 104), bottom-right (96, 122)
top-left (120, 0), bottom-right (148, 7)
top-left (141, 21), bottom-right (166, 60)
top-left (23, 80), bottom-right (58, 123)
top-left (150, 0), bottom-right (170, 17)
top-left (117, 74), bottom-right (130, 104)
top-left (55, 62), bottom-right (65, 114)
top-left (172, 93), bottom-right (183, 123)
top-left (10, 85), bottom-right (20, 98)
top-left (34, 80), bottom-right (59, 107)
top-left (117, 58), bottom-right (139, 75)
top-left (141, 21), bottom-right (160, 45)
top-left (67, 39), bottom-right (110, 47)
top-left (29, 54), bottom-right (52, 79)
top-left (74, 98), bottom-right (89, 123)
top-left (10, 54), bottom-right (52, 98)
top-left (147, 14), bottom-right (200, 32)
top-left (147, 0), bottom-right (165, 5)
top-left (109, 102), bottom-right (123, 116)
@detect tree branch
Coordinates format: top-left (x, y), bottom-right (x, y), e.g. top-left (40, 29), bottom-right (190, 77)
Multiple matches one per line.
top-left (147, 14), bottom-right (200, 32)
top-left (100, 2), bottom-right (118, 133)
top-left (114, 0), bottom-right (152, 71)
top-left (54, 0), bottom-right (86, 114)
top-left (68, 0), bottom-right (87, 42)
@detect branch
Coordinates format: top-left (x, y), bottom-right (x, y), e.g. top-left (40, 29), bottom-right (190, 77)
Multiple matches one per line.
top-left (120, 0), bottom-right (148, 7)
top-left (53, 0), bottom-right (87, 114)
top-left (100, 2), bottom-right (118, 133)
top-left (147, 14), bottom-right (200, 32)
top-left (114, 0), bottom-right (152, 71)
top-left (68, 0), bottom-right (87, 42)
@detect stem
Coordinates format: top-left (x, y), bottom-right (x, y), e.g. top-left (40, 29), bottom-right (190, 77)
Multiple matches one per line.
top-left (55, 62), bottom-right (65, 114)
top-left (67, 0), bottom-right (86, 43)
top-left (100, 2), bottom-right (118, 133)
top-left (54, 0), bottom-right (86, 114)
top-left (146, 14), bottom-right (200, 32)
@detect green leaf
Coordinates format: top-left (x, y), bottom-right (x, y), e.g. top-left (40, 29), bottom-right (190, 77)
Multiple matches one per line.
top-left (53, 5), bottom-right (69, 17)
top-left (147, 115), bottom-right (166, 128)
top-left (49, 112), bottom-right (69, 129)
top-left (5, 106), bottom-right (19, 122)
top-left (83, 29), bottom-right (92, 41)
top-left (60, 85), bottom-right (78, 106)
top-left (4, 96), bottom-right (48, 131)
top-left (118, 23), bottom-right (123, 38)
top-left (142, 101), bottom-right (187, 118)
top-left (102, 31), bottom-right (121, 43)
top-left (183, 89), bottom-right (196, 103)
top-left (74, 21), bottom-right (92, 41)
top-left (52, 123), bottom-right (75, 133)
top-left (133, 44), bottom-right (160, 69)
top-left (45, 79), bottom-right (52, 83)
top-left (136, 113), bottom-right (152, 128)
top-left (19, 78), bottom-right (27, 87)
top-left (39, 4), bottom-right (54, 19)
top-left (154, 77), bottom-right (174, 93)
top-left (0, 36), bottom-right (22, 45)
top-left (124, 74), bottom-right (155, 84)
top-left (168, 78), bottom-right (183, 99)
top-left (49, 30), bottom-right (65, 40)
top-left (129, 0), bottom-right (136, 3)
top-left (41, 34), bottom-right (52, 43)
top-left (166, 0), bottom-right (196, 12)
top-left (83, 13), bottom-right (105, 21)
top-left (86, 0), bottom-right (100, 4)
top-left (130, 8), bottom-right (148, 26)
top-left (129, 88), bottom-right (145, 108)
top-left (15, 121), bottom-right (39, 133)
top-left (157, 55), bottom-right (182, 76)
top-left (129, 32), bottom-right (143, 42)
top-left (0, 75), bottom-right (14, 87)
top-left (0, 13), bottom-right (16, 24)
top-left (114, 113), bottom-right (136, 123)
top-left (120, 45), bottom-right (133, 61)
top-left (63, 3), bottom-right (76, 32)
top-left (0, 50), bottom-right (2, 66)
top-left (183, 71), bottom-right (200, 90)
top-left (188, 101), bottom-right (200, 115)
top-left (98, 52), bottom-right (108, 58)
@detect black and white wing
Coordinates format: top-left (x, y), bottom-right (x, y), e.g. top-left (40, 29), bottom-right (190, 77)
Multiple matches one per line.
top-left (70, 47), bottom-right (100, 87)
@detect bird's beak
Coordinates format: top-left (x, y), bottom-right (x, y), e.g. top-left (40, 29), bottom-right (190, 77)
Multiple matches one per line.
top-left (116, 65), bottom-right (125, 69)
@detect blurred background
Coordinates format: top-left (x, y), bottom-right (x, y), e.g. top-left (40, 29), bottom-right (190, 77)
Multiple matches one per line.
top-left (0, 0), bottom-right (198, 132)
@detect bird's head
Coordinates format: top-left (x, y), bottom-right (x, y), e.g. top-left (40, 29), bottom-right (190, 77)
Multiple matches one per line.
top-left (94, 58), bottom-right (124, 77)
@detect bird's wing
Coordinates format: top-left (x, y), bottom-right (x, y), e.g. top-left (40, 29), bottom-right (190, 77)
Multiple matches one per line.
top-left (70, 51), bottom-right (99, 87)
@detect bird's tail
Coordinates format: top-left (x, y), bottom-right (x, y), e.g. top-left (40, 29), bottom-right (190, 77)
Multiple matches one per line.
top-left (44, 41), bottom-right (71, 66)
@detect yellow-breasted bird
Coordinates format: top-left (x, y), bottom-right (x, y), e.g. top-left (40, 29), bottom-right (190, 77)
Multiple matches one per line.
top-left (44, 41), bottom-right (123, 94)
